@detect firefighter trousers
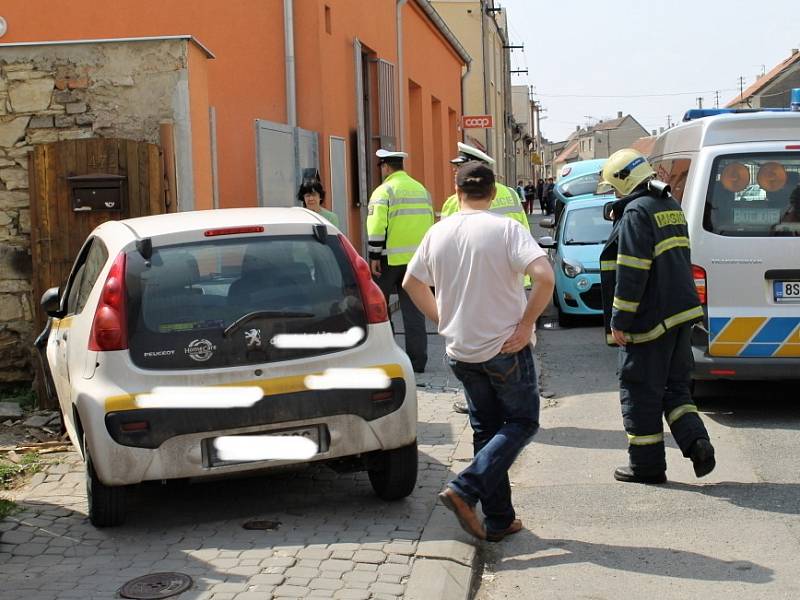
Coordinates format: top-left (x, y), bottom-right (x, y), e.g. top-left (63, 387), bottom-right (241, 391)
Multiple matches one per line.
top-left (618, 323), bottom-right (710, 473)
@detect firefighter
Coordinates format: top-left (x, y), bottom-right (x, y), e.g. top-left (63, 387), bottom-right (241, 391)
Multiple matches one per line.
top-left (366, 149), bottom-right (434, 373)
top-left (598, 148), bottom-right (716, 484)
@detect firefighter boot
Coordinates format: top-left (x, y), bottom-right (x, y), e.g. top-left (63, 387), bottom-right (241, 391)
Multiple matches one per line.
top-left (613, 466), bottom-right (667, 484)
top-left (690, 438), bottom-right (716, 478)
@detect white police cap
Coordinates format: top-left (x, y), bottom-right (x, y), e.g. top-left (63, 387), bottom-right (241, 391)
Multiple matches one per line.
top-left (450, 142), bottom-right (495, 166)
top-left (376, 149), bottom-right (408, 160)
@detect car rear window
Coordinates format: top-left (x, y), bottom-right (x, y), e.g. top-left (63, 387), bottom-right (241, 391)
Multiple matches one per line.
top-left (126, 234), bottom-right (367, 369)
top-left (704, 153), bottom-right (800, 237)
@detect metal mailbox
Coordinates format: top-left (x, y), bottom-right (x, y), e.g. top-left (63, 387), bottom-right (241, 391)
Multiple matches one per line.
top-left (68, 173), bottom-right (126, 212)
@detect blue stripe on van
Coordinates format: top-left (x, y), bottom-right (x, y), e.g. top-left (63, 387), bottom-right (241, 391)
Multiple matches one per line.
top-left (750, 317), bottom-right (800, 344)
top-left (739, 343), bottom-right (781, 358)
top-left (709, 317), bottom-right (730, 342)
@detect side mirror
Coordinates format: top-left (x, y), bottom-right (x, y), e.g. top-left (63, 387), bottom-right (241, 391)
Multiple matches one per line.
top-left (603, 202), bottom-right (615, 221)
top-left (40, 287), bottom-right (63, 317)
top-left (539, 217), bottom-right (556, 229)
top-left (538, 236), bottom-right (556, 249)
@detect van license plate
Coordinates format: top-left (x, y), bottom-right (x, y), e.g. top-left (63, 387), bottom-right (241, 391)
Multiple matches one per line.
top-left (774, 281), bottom-right (800, 303)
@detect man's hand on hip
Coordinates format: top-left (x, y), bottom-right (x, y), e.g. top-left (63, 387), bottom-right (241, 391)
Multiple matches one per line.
top-left (502, 321), bottom-right (534, 353)
top-left (370, 259), bottom-right (382, 277)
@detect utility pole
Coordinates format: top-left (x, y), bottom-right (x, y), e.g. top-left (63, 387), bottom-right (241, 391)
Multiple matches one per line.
top-left (714, 90), bottom-right (721, 108)
top-left (666, 115), bottom-right (672, 129)
top-left (738, 76), bottom-right (746, 101)
top-left (696, 97), bottom-right (704, 109)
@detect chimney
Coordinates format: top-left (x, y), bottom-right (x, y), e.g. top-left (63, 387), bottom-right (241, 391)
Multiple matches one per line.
top-left (651, 129), bottom-right (657, 136)
top-left (576, 125), bottom-right (580, 131)
top-left (792, 48), bottom-right (799, 55)
top-left (617, 111), bottom-right (623, 119)
top-left (659, 127), bottom-right (665, 134)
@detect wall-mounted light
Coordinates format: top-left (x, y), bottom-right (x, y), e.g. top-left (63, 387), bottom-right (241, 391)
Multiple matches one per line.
top-left (0, 17), bottom-right (7, 39)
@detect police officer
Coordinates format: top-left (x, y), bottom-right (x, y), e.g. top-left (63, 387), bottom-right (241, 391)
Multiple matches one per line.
top-left (441, 143), bottom-right (529, 231)
top-left (598, 148), bottom-right (715, 484)
top-left (367, 149), bottom-right (434, 373)
top-left (441, 143), bottom-right (531, 413)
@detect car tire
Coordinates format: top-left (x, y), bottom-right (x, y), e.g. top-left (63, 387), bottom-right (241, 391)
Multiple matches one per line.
top-left (554, 293), bottom-right (575, 327)
top-left (85, 435), bottom-right (126, 527)
top-left (367, 441), bottom-right (418, 501)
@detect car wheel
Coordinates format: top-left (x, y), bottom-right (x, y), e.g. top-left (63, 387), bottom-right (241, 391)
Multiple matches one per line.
top-left (367, 441), bottom-right (418, 501)
top-left (85, 435), bottom-right (126, 527)
top-left (554, 292), bottom-right (574, 327)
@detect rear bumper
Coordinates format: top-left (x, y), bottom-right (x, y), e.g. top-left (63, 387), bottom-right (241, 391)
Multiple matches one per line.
top-left (692, 346), bottom-right (800, 380)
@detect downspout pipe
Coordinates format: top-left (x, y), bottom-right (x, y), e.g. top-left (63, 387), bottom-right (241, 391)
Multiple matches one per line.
top-left (284, 0), bottom-right (297, 127)
top-left (397, 0), bottom-right (408, 151)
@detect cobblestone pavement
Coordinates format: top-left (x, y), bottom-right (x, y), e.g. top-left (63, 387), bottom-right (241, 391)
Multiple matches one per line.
top-left (0, 328), bottom-right (469, 600)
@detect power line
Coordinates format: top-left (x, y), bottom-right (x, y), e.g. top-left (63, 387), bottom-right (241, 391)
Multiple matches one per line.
top-left (533, 88), bottom-right (738, 99)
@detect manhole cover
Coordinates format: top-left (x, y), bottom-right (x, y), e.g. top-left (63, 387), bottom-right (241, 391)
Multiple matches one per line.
top-left (119, 572), bottom-right (193, 599)
top-left (242, 519), bottom-right (281, 530)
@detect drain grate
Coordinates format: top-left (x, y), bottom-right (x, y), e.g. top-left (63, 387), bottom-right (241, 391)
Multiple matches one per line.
top-left (242, 519), bottom-right (281, 530)
top-left (119, 572), bottom-right (193, 599)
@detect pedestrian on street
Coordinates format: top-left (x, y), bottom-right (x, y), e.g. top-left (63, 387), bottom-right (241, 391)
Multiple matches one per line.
top-left (439, 142), bottom-right (532, 414)
top-left (598, 148), bottom-right (716, 484)
top-left (366, 149), bottom-right (434, 373)
top-left (544, 177), bottom-right (556, 215)
top-left (402, 160), bottom-right (555, 542)
top-left (516, 180), bottom-right (527, 213)
top-left (524, 180), bottom-right (536, 215)
top-left (536, 178), bottom-right (545, 213)
top-left (297, 179), bottom-right (340, 227)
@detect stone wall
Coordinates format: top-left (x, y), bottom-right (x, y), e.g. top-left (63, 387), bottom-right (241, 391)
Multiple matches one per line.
top-left (0, 39), bottom-right (191, 385)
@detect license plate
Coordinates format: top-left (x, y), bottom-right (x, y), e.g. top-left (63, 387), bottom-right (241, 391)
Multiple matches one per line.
top-left (203, 425), bottom-right (322, 467)
top-left (774, 280), bottom-right (800, 303)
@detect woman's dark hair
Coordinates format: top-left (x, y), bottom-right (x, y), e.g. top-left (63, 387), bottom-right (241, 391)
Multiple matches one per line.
top-left (455, 161), bottom-right (495, 199)
top-left (297, 180), bottom-right (326, 205)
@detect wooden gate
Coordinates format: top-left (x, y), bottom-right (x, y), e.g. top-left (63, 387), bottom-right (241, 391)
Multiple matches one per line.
top-left (28, 138), bottom-right (169, 330)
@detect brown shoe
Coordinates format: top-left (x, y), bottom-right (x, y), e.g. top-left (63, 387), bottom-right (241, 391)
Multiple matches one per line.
top-left (438, 488), bottom-right (486, 540)
top-left (486, 519), bottom-right (523, 542)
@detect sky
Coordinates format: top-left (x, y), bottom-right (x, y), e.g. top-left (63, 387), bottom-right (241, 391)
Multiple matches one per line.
top-left (497, 0), bottom-right (800, 142)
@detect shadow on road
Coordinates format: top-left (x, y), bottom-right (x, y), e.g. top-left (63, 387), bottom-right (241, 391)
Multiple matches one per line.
top-left (667, 481), bottom-right (800, 516)
top-left (535, 426), bottom-right (679, 450)
top-left (485, 529), bottom-right (774, 583)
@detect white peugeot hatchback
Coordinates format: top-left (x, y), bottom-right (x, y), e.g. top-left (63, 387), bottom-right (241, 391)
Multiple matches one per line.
top-left (39, 208), bottom-right (418, 526)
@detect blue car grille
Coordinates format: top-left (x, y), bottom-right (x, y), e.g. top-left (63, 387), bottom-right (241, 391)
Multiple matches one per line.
top-left (580, 284), bottom-right (603, 311)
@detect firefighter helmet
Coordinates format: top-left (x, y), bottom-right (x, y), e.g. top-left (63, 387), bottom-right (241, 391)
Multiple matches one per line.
top-left (598, 148), bottom-right (656, 197)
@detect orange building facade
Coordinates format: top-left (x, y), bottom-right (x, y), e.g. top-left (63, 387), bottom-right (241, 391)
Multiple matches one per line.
top-left (0, 0), bottom-right (468, 248)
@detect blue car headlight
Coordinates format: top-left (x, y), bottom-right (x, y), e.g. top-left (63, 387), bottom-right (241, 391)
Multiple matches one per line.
top-left (561, 258), bottom-right (584, 278)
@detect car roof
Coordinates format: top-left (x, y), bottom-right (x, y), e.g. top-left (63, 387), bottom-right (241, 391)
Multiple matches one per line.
top-left (562, 196), bottom-right (612, 212)
top-left (118, 207), bottom-right (329, 238)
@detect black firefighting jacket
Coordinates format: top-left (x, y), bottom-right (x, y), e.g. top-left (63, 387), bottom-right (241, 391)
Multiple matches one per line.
top-left (600, 182), bottom-right (703, 345)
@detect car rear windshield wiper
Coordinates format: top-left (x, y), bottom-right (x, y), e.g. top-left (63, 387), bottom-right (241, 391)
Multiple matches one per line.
top-left (223, 310), bottom-right (314, 337)
top-left (564, 240), bottom-right (604, 245)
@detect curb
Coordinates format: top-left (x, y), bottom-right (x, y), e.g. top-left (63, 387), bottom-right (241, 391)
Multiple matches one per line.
top-left (406, 422), bottom-right (478, 600)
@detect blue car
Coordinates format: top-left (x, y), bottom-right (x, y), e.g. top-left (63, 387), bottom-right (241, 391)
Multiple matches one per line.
top-left (538, 196), bottom-right (614, 326)
top-left (552, 158), bottom-right (611, 220)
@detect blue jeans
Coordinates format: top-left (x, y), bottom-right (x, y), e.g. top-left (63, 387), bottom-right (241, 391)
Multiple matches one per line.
top-left (447, 346), bottom-right (540, 534)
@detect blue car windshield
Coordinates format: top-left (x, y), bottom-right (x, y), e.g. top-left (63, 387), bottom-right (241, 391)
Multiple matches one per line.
top-left (559, 173), bottom-right (603, 198)
top-left (563, 206), bottom-right (613, 245)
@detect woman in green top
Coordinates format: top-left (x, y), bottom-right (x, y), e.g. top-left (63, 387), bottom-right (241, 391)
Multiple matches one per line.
top-left (297, 180), bottom-right (340, 228)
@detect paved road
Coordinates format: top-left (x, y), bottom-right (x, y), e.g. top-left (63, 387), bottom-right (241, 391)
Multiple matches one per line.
top-left (0, 326), bottom-right (470, 600)
top-left (474, 313), bottom-right (800, 599)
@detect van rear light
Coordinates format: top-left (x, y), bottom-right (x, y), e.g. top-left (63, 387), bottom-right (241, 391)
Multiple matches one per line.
top-left (338, 234), bottom-right (388, 324)
top-left (204, 226), bottom-right (264, 237)
top-left (692, 264), bottom-right (707, 305)
top-left (786, 145), bottom-right (800, 150)
top-left (120, 421), bottom-right (149, 432)
top-left (89, 252), bottom-right (129, 351)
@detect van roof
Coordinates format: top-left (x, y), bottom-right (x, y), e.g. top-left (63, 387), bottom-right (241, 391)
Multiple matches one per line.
top-left (650, 111), bottom-right (800, 157)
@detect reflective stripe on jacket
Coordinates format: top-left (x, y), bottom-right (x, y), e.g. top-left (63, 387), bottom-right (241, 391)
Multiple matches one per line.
top-left (366, 170), bottom-right (434, 266)
top-left (600, 186), bottom-right (703, 345)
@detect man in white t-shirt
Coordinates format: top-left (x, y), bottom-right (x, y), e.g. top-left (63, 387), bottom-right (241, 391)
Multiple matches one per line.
top-left (403, 161), bottom-right (554, 542)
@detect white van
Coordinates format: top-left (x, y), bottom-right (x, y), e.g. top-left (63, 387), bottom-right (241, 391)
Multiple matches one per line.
top-left (649, 94), bottom-right (800, 382)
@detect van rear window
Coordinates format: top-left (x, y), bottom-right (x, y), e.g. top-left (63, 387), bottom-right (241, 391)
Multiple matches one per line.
top-left (704, 153), bottom-right (800, 237)
top-left (125, 235), bottom-right (367, 370)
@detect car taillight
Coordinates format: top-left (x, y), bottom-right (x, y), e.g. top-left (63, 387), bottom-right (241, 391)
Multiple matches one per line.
top-left (692, 264), bottom-right (707, 305)
top-left (89, 252), bottom-right (128, 351)
top-left (338, 234), bottom-right (388, 324)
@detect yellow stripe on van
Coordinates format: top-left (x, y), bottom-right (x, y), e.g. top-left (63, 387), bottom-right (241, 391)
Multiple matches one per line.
top-left (775, 344), bottom-right (800, 357)
top-left (104, 363), bottom-right (405, 413)
top-left (709, 316), bottom-right (766, 357)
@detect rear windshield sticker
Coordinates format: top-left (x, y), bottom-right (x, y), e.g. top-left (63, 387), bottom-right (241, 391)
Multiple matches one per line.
top-left (159, 320), bottom-right (225, 333)
top-left (185, 339), bottom-right (217, 362)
